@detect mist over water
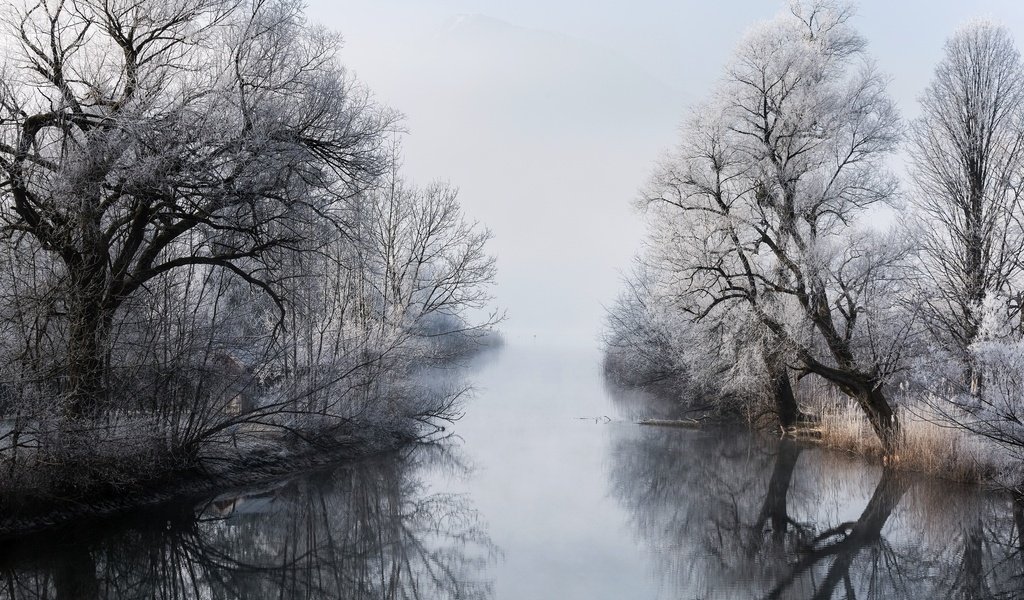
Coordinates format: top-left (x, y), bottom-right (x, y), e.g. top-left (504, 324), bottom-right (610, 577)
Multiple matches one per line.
top-left (1, 343), bottom-right (1020, 599)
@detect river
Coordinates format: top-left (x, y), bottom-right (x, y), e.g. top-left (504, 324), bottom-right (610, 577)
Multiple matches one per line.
top-left (0, 342), bottom-right (1021, 598)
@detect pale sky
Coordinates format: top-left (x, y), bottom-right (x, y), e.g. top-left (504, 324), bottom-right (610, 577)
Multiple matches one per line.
top-left (304, 0), bottom-right (1024, 346)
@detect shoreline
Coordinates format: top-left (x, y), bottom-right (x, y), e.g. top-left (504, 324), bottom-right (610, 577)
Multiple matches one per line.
top-left (635, 412), bottom-right (1015, 490)
top-left (0, 425), bottom-right (419, 541)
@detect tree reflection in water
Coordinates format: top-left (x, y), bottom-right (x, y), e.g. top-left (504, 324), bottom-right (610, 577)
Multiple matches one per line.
top-left (610, 426), bottom-right (1024, 599)
top-left (0, 445), bottom-right (495, 600)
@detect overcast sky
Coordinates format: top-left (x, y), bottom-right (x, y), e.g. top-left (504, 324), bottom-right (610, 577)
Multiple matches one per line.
top-left (304, 0), bottom-right (1024, 347)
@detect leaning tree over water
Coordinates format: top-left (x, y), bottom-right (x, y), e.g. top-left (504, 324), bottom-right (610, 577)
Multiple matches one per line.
top-left (636, 0), bottom-right (909, 450)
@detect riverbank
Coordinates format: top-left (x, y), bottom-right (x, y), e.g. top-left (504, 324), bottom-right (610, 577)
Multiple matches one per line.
top-left (812, 400), bottom-right (1019, 486)
top-left (617, 373), bottom-right (1021, 489)
top-left (0, 440), bottom-right (492, 600)
top-left (0, 332), bottom-right (502, 539)
top-left (0, 421), bottom-right (420, 539)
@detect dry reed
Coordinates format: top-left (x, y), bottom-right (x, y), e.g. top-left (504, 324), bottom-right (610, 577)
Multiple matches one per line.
top-left (806, 388), bottom-right (1006, 485)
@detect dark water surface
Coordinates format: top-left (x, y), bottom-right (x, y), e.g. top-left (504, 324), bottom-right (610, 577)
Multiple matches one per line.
top-left (2, 343), bottom-right (1023, 599)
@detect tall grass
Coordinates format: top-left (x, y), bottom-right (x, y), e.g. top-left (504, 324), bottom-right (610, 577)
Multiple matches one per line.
top-left (806, 388), bottom-right (1008, 485)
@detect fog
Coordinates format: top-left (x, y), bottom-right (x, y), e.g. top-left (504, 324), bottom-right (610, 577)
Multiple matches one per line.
top-left (305, 0), bottom-right (1024, 346)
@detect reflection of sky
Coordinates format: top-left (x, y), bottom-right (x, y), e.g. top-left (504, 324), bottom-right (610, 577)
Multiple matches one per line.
top-left (0, 344), bottom-right (1003, 598)
top-left (417, 343), bottom-right (1011, 598)
top-left (424, 343), bottom-right (660, 599)
top-left (307, 1), bottom-right (1024, 346)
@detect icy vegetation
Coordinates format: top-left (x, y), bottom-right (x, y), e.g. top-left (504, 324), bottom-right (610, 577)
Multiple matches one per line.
top-left (606, 1), bottom-right (1024, 485)
top-left (0, 0), bottom-right (499, 520)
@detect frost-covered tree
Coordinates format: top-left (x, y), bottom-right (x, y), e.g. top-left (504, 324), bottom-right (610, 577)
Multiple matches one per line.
top-left (0, 0), bottom-right (393, 415)
top-left (0, 0), bottom-right (499, 498)
top-left (604, 252), bottom-right (802, 424)
top-left (604, 261), bottom-right (689, 386)
top-left (907, 21), bottom-right (1024, 394)
top-left (926, 292), bottom-right (1024, 459)
top-left (351, 162), bottom-right (498, 348)
top-left (633, 1), bottom-right (907, 451)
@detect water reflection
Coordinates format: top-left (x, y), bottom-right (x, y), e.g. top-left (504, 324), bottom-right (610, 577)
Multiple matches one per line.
top-left (610, 426), bottom-right (1024, 599)
top-left (0, 445), bottom-right (495, 600)
top-left (3, 344), bottom-right (1024, 599)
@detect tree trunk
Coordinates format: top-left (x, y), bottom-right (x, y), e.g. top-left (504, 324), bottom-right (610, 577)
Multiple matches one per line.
top-left (855, 386), bottom-right (900, 456)
top-left (65, 259), bottom-right (110, 419)
top-left (764, 341), bottom-right (799, 429)
top-left (966, 359), bottom-right (983, 400)
top-left (769, 363), bottom-right (799, 430)
top-left (806, 295), bottom-right (899, 454)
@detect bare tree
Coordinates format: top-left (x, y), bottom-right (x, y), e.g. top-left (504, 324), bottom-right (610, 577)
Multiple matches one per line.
top-left (0, 0), bottom-right (394, 415)
top-left (638, 1), bottom-right (907, 451)
top-left (0, 0), bottom-right (499, 508)
top-left (907, 20), bottom-right (1024, 394)
top-left (603, 260), bottom-right (692, 386)
top-left (352, 156), bottom-right (499, 349)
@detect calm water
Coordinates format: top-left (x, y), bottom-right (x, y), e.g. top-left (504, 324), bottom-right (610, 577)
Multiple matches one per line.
top-left (1, 343), bottom-right (1023, 599)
